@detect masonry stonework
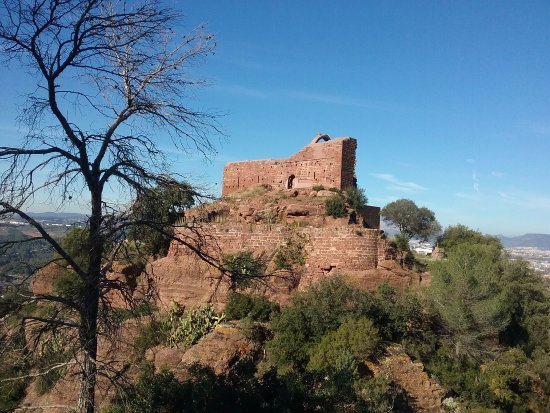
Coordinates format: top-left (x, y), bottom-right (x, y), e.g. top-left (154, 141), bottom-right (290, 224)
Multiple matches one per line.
top-left (222, 134), bottom-right (357, 195)
top-left (168, 223), bottom-right (381, 278)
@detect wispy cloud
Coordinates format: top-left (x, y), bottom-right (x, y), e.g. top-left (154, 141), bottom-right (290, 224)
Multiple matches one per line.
top-left (370, 173), bottom-right (427, 194)
top-left (491, 171), bottom-right (504, 178)
top-left (214, 83), bottom-right (404, 112)
top-left (472, 171), bottom-right (479, 193)
top-left (457, 189), bottom-right (550, 211)
top-left (466, 158), bottom-right (476, 164)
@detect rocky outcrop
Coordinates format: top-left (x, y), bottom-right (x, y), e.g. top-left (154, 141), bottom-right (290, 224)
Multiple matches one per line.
top-left (145, 324), bottom-right (262, 381)
top-left (30, 262), bottom-right (64, 296)
top-left (378, 347), bottom-right (444, 413)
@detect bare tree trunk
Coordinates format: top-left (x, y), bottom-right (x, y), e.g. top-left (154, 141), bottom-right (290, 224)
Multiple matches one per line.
top-left (76, 339), bottom-right (97, 413)
top-left (77, 188), bottom-right (102, 413)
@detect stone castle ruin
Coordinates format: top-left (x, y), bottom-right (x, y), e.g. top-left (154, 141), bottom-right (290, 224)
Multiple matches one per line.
top-left (155, 134), bottom-right (422, 307)
top-left (222, 134), bottom-right (357, 195)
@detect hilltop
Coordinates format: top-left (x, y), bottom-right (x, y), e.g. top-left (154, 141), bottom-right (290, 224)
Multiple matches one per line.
top-left (499, 233), bottom-right (550, 250)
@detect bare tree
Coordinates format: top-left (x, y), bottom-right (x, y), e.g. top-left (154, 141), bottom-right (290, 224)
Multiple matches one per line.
top-left (0, 1), bottom-right (219, 411)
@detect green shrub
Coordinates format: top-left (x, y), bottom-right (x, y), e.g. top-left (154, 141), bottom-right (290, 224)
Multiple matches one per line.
top-left (240, 318), bottom-right (271, 342)
top-left (328, 187), bottom-right (341, 193)
top-left (113, 302), bottom-right (155, 325)
top-left (0, 326), bottom-right (29, 411)
top-left (344, 187), bottom-right (368, 210)
top-left (0, 286), bottom-right (28, 318)
top-left (312, 185), bottom-right (324, 191)
top-left (267, 276), bottom-right (374, 370)
top-left (34, 338), bottom-right (70, 395)
top-left (248, 296), bottom-right (280, 322)
top-left (307, 317), bottom-right (381, 373)
top-left (106, 362), bottom-right (187, 413)
top-left (167, 304), bottom-right (224, 348)
top-left (324, 195), bottom-right (347, 218)
top-left (133, 320), bottom-right (167, 359)
top-left (437, 224), bottom-right (502, 255)
top-left (273, 233), bottom-right (307, 270)
top-left (56, 227), bottom-right (90, 271)
top-left (52, 270), bottom-right (85, 302)
top-left (225, 292), bottom-right (279, 322)
top-left (225, 292), bottom-right (253, 320)
top-left (223, 251), bottom-right (264, 290)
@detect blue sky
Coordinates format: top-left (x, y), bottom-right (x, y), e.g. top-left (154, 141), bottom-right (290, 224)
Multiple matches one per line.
top-left (1, 1), bottom-right (549, 236)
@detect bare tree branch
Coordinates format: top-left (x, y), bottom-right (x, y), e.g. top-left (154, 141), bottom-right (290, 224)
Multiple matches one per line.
top-left (0, 1), bottom-right (220, 412)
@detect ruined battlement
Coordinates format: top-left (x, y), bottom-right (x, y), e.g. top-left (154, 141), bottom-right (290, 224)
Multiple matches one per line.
top-left (222, 134), bottom-right (357, 196)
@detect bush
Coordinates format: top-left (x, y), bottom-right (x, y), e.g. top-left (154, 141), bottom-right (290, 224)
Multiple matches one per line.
top-left (344, 187), bottom-right (368, 210)
top-left (52, 270), bottom-right (85, 302)
top-left (225, 292), bottom-right (279, 322)
top-left (267, 276), bottom-right (374, 370)
top-left (133, 320), bottom-right (167, 359)
top-left (34, 338), bottom-right (70, 395)
top-left (273, 233), bottom-right (307, 270)
top-left (482, 348), bottom-right (534, 411)
top-left (437, 224), bottom-right (502, 255)
top-left (112, 302), bottom-right (156, 325)
top-left (0, 286), bottom-right (28, 318)
top-left (57, 227), bottom-right (90, 271)
top-left (106, 362), bottom-right (188, 413)
top-left (225, 292), bottom-right (253, 320)
top-left (249, 296), bottom-right (280, 322)
top-left (312, 185), bottom-right (324, 191)
top-left (241, 318), bottom-right (271, 342)
top-left (325, 195), bottom-right (347, 218)
top-left (223, 251), bottom-right (264, 290)
top-left (307, 317), bottom-right (381, 372)
top-left (0, 326), bottom-right (29, 411)
top-left (167, 304), bottom-right (224, 348)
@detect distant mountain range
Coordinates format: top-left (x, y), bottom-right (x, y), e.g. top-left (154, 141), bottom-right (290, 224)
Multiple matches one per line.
top-left (498, 234), bottom-right (550, 250)
top-left (28, 212), bottom-right (87, 220)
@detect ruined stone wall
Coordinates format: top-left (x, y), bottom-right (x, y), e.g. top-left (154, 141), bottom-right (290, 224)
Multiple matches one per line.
top-left (168, 222), bottom-right (381, 277)
top-left (222, 137), bottom-right (357, 195)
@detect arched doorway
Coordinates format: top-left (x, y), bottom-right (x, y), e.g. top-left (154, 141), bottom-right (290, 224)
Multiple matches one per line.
top-left (287, 175), bottom-right (295, 189)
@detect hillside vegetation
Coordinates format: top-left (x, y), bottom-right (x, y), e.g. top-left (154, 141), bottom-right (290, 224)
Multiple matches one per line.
top-left (1, 222), bottom-right (549, 412)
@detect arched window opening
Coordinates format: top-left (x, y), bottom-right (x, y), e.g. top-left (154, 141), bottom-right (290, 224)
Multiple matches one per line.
top-left (287, 175), bottom-right (295, 189)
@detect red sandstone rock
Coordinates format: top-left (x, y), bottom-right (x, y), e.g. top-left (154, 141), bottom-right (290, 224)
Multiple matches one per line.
top-left (178, 325), bottom-right (261, 375)
top-left (30, 262), bottom-right (65, 296)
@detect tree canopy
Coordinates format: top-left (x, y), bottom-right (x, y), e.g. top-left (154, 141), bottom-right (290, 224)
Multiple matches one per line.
top-left (427, 243), bottom-right (510, 360)
top-left (381, 199), bottom-right (441, 241)
top-left (128, 182), bottom-right (196, 256)
top-left (437, 224), bottom-right (502, 254)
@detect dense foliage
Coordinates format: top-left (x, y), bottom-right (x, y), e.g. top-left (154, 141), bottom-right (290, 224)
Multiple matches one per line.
top-left (223, 251), bottom-right (265, 290)
top-left (128, 183), bottom-right (195, 257)
top-left (381, 199), bottom-right (441, 241)
top-left (273, 233), bottom-right (308, 271)
top-left (225, 292), bottom-right (280, 322)
top-left (2, 220), bottom-right (549, 412)
top-left (344, 187), bottom-right (368, 210)
top-left (324, 194), bottom-right (347, 217)
top-left (437, 224), bottom-right (503, 254)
